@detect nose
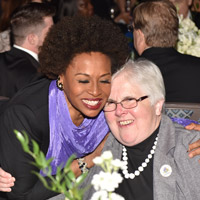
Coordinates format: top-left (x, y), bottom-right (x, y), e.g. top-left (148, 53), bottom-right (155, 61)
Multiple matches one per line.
top-left (88, 82), bottom-right (101, 96)
top-left (115, 103), bottom-right (127, 116)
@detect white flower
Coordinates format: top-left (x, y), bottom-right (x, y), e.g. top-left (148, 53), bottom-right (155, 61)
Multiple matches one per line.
top-left (93, 156), bottom-right (103, 165)
top-left (111, 159), bottom-right (124, 169)
top-left (91, 151), bottom-right (124, 200)
top-left (91, 191), bottom-right (108, 200)
top-left (90, 191), bottom-right (125, 200)
top-left (177, 15), bottom-right (200, 57)
top-left (91, 171), bottom-right (123, 192)
top-left (110, 192), bottom-right (125, 200)
top-left (101, 151), bottom-right (113, 160)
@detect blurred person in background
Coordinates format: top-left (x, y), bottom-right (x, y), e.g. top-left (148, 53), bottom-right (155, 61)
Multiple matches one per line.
top-left (0, 0), bottom-right (50, 53)
top-left (0, 2), bottom-right (55, 98)
top-left (51, 0), bottom-right (94, 23)
top-left (0, 0), bottom-right (29, 52)
top-left (169, 0), bottom-right (200, 28)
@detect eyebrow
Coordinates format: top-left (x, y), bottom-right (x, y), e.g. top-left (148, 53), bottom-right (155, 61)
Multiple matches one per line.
top-left (75, 73), bottom-right (111, 77)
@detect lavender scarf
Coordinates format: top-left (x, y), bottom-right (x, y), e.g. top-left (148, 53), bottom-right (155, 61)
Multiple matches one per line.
top-left (45, 80), bottom-right (109, 175)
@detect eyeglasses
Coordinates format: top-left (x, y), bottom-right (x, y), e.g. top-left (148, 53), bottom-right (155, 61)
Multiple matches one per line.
top-left (104, 95), bottom-right (148, 112)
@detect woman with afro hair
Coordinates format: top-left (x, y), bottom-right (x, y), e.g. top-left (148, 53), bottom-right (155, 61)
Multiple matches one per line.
top-left (0, 15), bottom-right (130, 199)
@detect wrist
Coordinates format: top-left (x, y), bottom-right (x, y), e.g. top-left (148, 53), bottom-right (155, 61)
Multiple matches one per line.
top-left (77, 157), bottom-right (89, 174)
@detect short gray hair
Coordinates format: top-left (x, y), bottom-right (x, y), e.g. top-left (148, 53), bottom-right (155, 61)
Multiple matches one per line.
top-left (112, 59), bottom-right (165, 105)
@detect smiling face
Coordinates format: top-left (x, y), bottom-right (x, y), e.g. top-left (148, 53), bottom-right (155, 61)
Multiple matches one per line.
top-left (60, 52), bottom-right (111, 125)
top-left (105, 75), bottom-right (162, 146)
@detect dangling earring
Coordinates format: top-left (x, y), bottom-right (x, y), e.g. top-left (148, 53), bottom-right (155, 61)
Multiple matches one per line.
top-left (56, 76), bottom-right (63, 91)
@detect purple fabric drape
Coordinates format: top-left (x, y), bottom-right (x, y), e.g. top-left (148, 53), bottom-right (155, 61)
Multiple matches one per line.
top-left (170, 117), bottom-right (199, 127)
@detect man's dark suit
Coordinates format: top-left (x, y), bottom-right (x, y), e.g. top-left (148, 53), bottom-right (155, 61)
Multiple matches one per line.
top-left (192, 11), bottom-right (200, 29)
top-left (0, 47), bottom-right (39, 98)
top-left (141, 47), bottom-right (200, 103)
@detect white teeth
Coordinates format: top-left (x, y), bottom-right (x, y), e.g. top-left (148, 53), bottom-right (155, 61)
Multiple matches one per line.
top-left (82, 100), bottom-right (99, 106)
top-left (119, 120), bottom-right (133, 126)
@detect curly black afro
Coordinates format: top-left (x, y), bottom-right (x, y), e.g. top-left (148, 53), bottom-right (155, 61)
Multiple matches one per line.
top-left (39, 15), bottom-right (130, 79)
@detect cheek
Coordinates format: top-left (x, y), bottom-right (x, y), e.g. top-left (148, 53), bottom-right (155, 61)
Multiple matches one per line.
top-left (105, 112), bottom-right (114, 125)
top-left (131, 106), bottom-right (153, 131)
top-left (134, 107), bottom-right (157, 134)
top-left (103, 87), bottom-right (111, 98)
top-left (105, 112), bottom-right (118, 132)
top-left (99, 84), bottom-right (111, 99)
top-left (63, 81), bottom-right (81, 98)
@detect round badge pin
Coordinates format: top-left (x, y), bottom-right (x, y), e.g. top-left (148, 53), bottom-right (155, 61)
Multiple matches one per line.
top-left (160, 164), bottom-right (172, 177)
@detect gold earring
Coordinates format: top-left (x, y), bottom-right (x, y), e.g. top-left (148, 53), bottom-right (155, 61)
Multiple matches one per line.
top-left (56, 76), bottom-right (63, 91)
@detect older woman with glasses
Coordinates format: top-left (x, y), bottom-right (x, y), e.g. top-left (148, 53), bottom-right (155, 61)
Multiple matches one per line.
top-left (83, 59), bottom-right (200, 200)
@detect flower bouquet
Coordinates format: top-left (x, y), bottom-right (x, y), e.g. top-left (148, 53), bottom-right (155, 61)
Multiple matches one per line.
top-left (177, 15), bottom-right (200, 57)
top-left (91, 151), bottom-right (125, 200)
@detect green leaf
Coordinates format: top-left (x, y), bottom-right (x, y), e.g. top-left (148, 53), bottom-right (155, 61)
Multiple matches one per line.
top-left (66, 170), bottom-right (76, 182)
top-left (32, 140), bottom-right (40, 155)
top-left (14, 130), bottom-right (88, 199)
top-left (74, 172), bottom-right (88, 187)
top-left (14, 130), bottom-right (25, 143)
top-left (65, 176), bottom-right (73, 189)
top-left (65, 154), bottom-right (76, 168)
top-left (14, 130), bottom-right (30, 153)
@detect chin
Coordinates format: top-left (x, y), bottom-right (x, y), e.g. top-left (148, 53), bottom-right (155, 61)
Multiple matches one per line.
top-left (83, 110), bottom-right (102, 118)
top-left (120, 135), bottom-right (137, 146)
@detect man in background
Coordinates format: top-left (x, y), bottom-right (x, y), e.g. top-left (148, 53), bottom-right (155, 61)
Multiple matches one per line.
top-left (132, 0), bottom-right (200, 103)
top-left (0, 2), bottom-right (55, 98)
top-left (170, 0), bottom-right (200, 28)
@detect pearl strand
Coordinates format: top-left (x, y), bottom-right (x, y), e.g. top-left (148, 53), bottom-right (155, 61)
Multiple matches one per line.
top-left (122, 135), bottom-right (158, 179)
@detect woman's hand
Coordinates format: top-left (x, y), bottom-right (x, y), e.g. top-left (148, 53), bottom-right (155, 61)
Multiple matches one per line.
top-left (0, 168), bottom-right (15, 192)
top-left (185, 123), bottom-right (200, 131)
top-left (185, 123), bottom-right (200, 162)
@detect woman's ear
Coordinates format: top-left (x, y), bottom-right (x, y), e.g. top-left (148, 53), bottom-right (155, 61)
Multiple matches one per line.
top-left (59, 74), bottom-right (64, 83)
top-left (155, 99), bottom-right (165, 116)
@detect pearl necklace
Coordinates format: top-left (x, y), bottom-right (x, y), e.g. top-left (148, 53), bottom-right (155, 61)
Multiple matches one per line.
top-left (122, 135), bottom-right (158, 179)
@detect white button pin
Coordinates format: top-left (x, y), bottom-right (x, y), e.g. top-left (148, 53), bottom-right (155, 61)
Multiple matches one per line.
top-left (160, 164), bottom-right (172, 177)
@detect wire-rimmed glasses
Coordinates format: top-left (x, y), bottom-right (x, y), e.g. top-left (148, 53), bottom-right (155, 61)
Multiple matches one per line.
top-left (104, 96), bottom-right (148, 112)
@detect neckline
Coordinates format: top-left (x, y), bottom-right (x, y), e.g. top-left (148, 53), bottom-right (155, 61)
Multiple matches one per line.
top-left (124, 126), bottom-right (159, 153)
